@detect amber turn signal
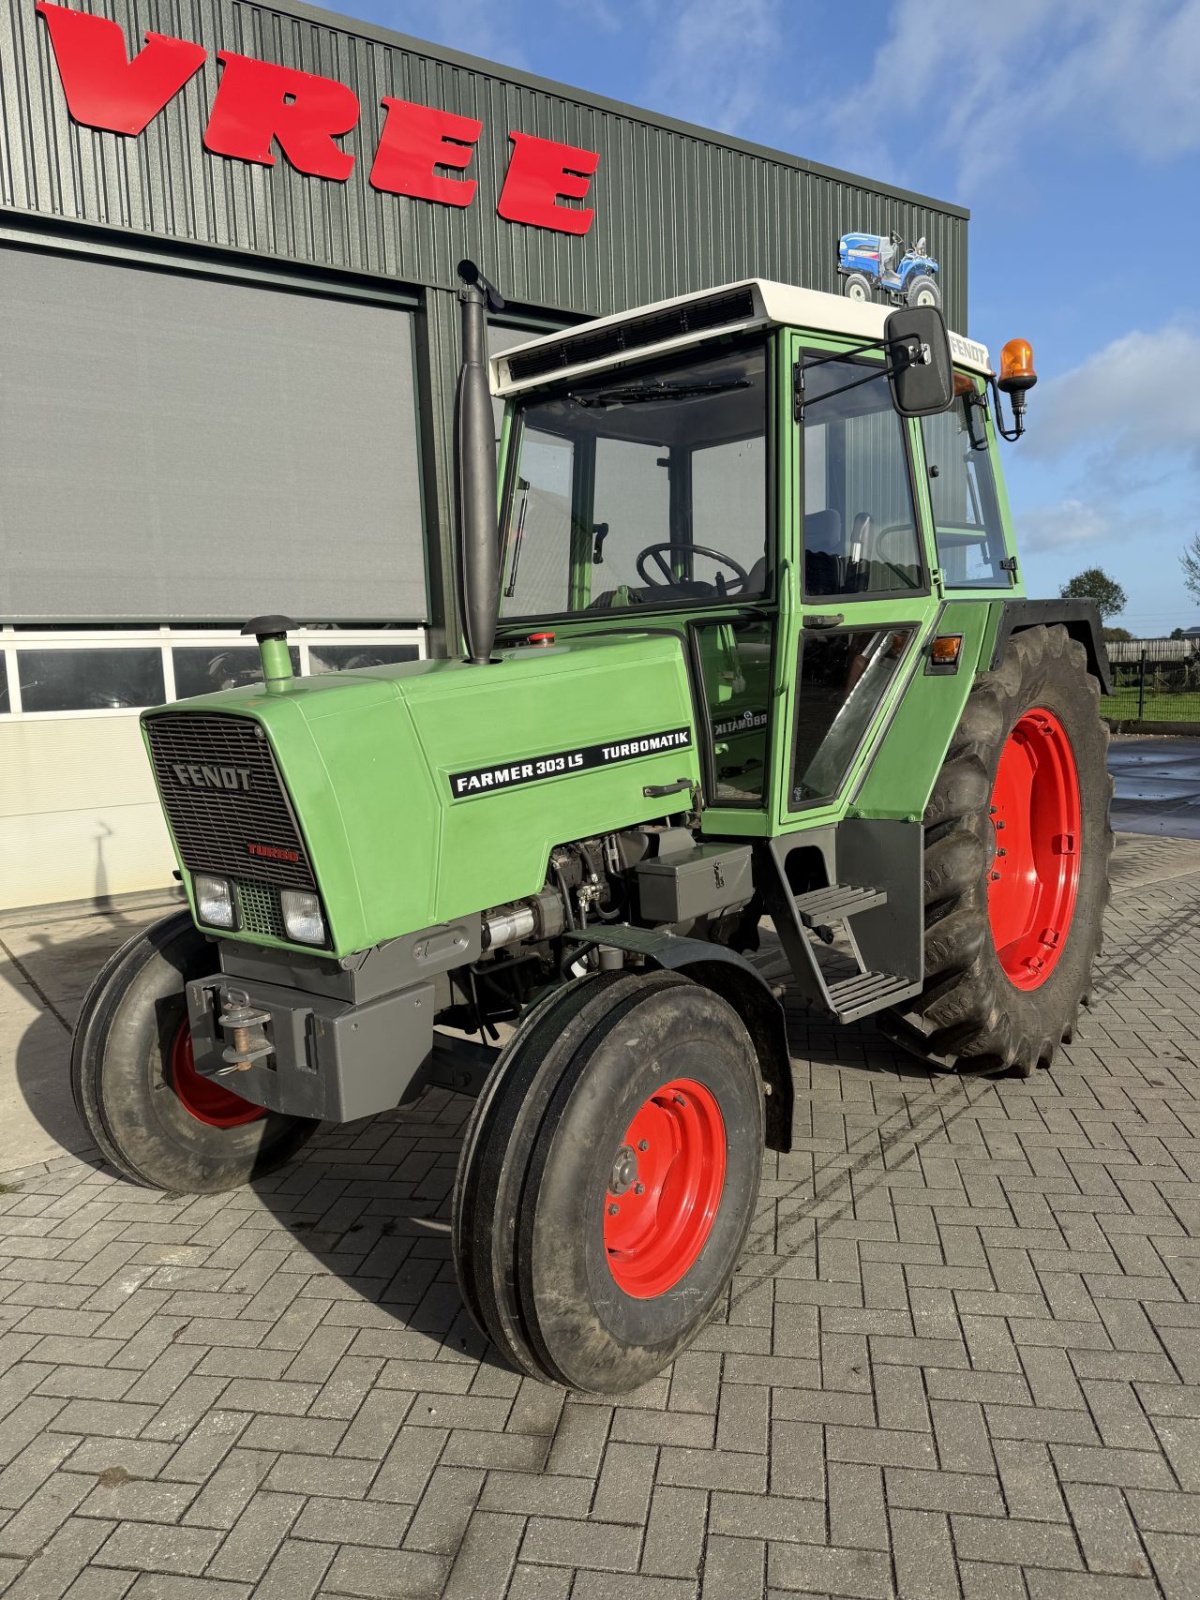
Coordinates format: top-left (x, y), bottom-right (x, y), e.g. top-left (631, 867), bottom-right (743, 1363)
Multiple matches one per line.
top-left (998, 338), bottom-right (1037, 394)
top-left (930, 634), bottom-right (963, 666)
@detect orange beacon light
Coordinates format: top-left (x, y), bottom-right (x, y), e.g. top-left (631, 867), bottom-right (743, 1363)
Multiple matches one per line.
top-left (998, 338), bottom-right (1037, 394)
top-left (993, 337), bottom-right (1037, 439)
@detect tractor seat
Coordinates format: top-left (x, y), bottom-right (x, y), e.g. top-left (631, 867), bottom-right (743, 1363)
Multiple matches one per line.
top-left (804, 510), bottom-right (844, 596)
top-left (740, 556), bottom-right (769, 599)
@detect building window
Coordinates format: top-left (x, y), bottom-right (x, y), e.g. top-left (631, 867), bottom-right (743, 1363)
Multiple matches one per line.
top-left (17, 648), bottom-right (166, 713)
top-left (173, 646), bottom-right (301, 698)
top-left (309, 643), bottom-right (419, 674)
top-left (0, 628), bottom-right (426, 719)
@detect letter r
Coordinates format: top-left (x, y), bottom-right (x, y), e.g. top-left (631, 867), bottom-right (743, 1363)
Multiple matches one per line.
top-left (204, 52), bottom-right (358, 180)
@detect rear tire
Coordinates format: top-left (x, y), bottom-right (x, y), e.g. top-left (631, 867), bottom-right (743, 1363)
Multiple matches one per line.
top-left (452, 970), bottom-right (764, 1392)
top-left (883, 625), bottom-right (1112, 1075)
top-left (71, 911), bottom-right (319, 1192)
top-left (905, 274), bottom-right (941, 308)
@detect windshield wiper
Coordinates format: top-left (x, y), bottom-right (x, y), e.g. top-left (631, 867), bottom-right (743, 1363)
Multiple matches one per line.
top-left (571, 378), bottom-right (750, 408)
top-left (503, 478), bottom-right (530, 599)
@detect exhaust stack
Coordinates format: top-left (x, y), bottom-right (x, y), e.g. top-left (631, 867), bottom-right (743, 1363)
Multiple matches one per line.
top-left (455, 260), bottom-right (505, 665)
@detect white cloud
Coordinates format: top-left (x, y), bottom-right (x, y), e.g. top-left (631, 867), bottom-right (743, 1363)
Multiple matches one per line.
top-left (1024, 325), bottom-right (1200, 472)
top-left (820, 0), bottom-right (1200, 191)
top-left (380, 0), bottom-right (532, 71)
top-left (1018, 497), bottom-right (1117, 553)
top-left (640, 0), bottom-right (781, 136)
top-left (561, 0), bottom-right (624, 32)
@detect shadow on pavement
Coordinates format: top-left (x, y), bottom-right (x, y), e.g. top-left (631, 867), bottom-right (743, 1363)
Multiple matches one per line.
top-left (8, 911), bottom-right (942, 1379)
top-left (3, 901), bottom-right (153, 1172)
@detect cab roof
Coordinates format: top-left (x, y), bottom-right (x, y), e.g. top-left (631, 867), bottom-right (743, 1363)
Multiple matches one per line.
top-left (491, 278), bottom-right (990, 396)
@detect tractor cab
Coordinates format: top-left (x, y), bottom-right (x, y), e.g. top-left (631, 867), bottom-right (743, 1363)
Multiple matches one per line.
top-left (491, 280), bottom-right (998, 818)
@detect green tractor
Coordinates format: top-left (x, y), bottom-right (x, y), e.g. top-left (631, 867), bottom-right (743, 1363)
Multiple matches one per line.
top-left (72, 268), bottom-right (1112, 1393)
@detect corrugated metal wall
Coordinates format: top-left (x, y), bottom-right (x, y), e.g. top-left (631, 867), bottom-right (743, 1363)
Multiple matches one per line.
top-left (0, 0), bottom-right (967, 648)
top-left (0, 0), bottom-right (967, 326)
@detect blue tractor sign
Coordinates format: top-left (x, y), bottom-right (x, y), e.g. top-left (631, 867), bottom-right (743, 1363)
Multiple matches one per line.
top-left (838, 231), bottom-right (941, 310)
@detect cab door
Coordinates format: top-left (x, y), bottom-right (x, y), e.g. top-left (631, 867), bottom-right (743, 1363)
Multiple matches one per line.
top-left (776, 334), bottom-right (942, 828)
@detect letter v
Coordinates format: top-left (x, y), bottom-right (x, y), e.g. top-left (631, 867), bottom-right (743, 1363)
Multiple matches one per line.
top-left (37, 3), bottom-right (206, 136)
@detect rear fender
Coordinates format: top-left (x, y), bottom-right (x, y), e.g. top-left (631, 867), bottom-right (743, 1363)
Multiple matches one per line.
top-left (989, 599), bottom-right (1112, 694)
top-left (565, 926), bottom-right (793, 1153)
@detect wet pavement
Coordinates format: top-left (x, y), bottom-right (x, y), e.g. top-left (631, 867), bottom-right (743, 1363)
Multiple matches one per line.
top-left (1110, 737), bottom-right (1200, 839)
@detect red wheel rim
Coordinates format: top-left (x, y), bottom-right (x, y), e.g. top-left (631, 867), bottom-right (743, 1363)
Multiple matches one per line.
top-left (168, 1019), bottom-right (265, 1129)
top-left (987, 707), bottom-right (1082, 991)
top-left (603, 1077), bottom-right (726, 1298)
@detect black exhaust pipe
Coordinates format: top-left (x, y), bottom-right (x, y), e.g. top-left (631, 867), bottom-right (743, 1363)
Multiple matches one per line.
top-left (455, 259), bottom-right (505, 665)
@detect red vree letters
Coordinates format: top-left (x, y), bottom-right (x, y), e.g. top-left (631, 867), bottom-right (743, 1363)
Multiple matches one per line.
top-left (371, 98), bottom-right (482, 205)
top-left (35, 2), bottom-right (206, 136)
top-left (497, 132), bottom-right (598, 235)
top-left (35, 4), bottom-right (600, 232)
top-left (204, 52), bottom-right (358, 181)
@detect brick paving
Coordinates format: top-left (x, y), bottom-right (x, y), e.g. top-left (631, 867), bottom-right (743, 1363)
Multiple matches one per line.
top-left (0, 834), bottom-right (1199, 1597)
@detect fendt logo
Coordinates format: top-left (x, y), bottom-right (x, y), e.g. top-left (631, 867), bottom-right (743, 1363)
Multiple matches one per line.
top-left (35, 3), bottom-right (600, 236)
top-left (171, 762), bottom-right (252, 793)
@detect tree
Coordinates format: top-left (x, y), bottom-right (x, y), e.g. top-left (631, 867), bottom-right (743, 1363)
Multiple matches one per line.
top-left (1102, 626), bottom-right (1132, 643)
top-left (1059, 567), bottom-right (1127, 620)
top-left (1181, 534), bottom-right (1200, 603)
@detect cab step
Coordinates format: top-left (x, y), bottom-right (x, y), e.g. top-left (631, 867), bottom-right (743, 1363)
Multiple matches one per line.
top-left (792, 884), bottom-right (887, 926)
top-left (755, 826), bottom-right (925, 1028)
top-left (825, 971), bottom-right (921, 1023)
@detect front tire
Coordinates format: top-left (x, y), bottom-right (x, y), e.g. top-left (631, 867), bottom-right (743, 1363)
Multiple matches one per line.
top-left (71, 911), bottom-right (319, 1192)
top-left (453, 970), bottom-right (764, 1393)
top-left (883, 625), bottom-right (1112, 1075)
top-left (842, 272), bottom-right (873, 302)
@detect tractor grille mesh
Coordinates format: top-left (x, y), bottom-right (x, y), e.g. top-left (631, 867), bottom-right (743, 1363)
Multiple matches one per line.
top-left (505, 286), bottom-right (759, 382)
top-left (235, 880), bottom-right (287, 940)
top-left (144, 713), bottom-right (315, 891)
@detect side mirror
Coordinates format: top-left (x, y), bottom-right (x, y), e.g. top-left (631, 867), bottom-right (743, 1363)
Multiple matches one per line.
top-left (885, 306), bottom-right (954, 418)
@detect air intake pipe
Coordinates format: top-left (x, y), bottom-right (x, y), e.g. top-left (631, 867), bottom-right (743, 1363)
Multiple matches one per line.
top-left (455, 260), bottom-right (505, 665)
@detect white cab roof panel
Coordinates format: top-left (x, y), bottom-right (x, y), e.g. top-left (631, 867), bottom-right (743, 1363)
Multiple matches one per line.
top-left (491, 278), bottom-right (990, 395)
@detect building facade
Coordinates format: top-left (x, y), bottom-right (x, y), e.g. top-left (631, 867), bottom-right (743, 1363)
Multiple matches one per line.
top-left (0, 0), bottom-right (968, 908)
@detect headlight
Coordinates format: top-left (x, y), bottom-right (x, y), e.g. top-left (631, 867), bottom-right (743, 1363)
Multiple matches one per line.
top-left (194, 874), bottom-right (235, 930)
top-left (280, 889), bottom-right (326, 946)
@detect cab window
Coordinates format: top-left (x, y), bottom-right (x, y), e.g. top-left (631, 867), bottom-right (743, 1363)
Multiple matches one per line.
top-left (800, 358), bottom-right (923, 598)
top-left (499, 342), bottom-right (769, 619)
top-left (921, 395), bottom-right (1011, 587)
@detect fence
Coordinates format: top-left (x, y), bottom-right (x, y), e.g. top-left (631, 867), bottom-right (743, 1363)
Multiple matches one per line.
top-left (1101, 638), bottom-right (1200, 728)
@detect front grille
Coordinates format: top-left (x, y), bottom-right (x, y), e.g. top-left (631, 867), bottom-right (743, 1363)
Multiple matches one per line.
top-left (235, 880), bottom-right (287, 940)
top-left (506, 286), bottom-right (759, 383)
top-left (144, 712), bottom-right (316, 891)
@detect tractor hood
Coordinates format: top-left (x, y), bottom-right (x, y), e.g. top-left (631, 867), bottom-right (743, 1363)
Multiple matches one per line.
top-left (142, 633), bottom-right (700, 959)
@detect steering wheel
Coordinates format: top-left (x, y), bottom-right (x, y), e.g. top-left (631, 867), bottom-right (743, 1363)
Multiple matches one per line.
top-left (873, 523), bottom-right (919, 564)
top-left (635, 542), bottom-right (749, 593)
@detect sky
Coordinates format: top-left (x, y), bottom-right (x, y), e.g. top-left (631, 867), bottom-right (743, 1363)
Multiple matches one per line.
top-left (338, 0), bottom-right (1200, 636)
